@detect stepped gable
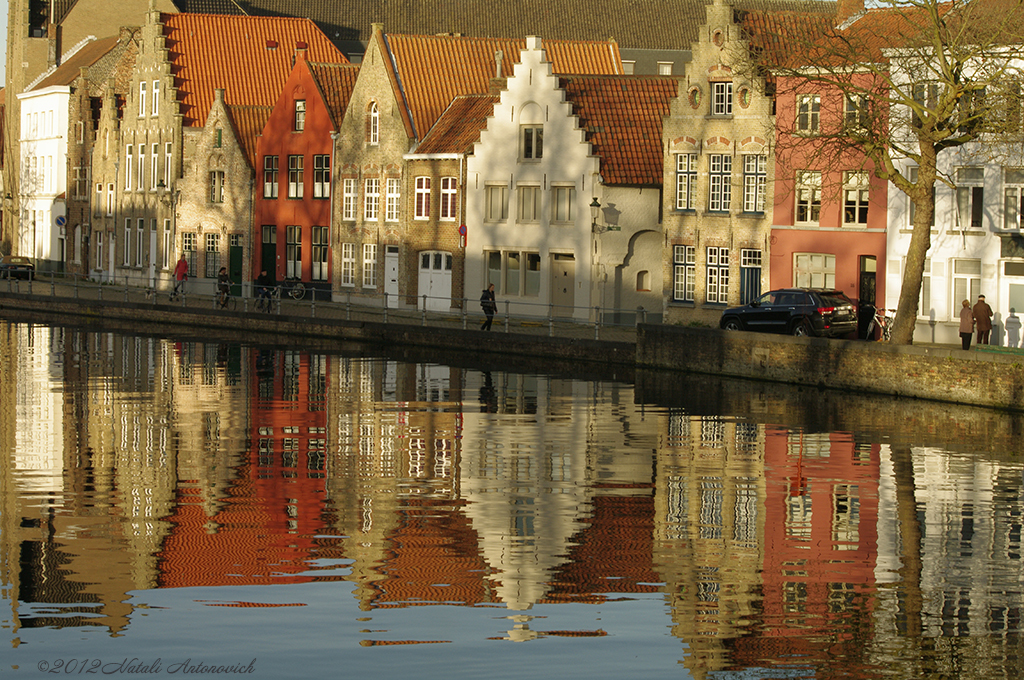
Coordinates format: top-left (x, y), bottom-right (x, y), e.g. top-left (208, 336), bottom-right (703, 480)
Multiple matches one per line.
top-left (161, 12), bottom-right (348, 127)
top-left (225, 0), bottom-right (836, 51)
top-left (562, 74), bottom-right (680, 186)
top-left (385, 33), bottom-right (621, 141)
top-left (414, 93), bottom-right (500, 155)
top-left (307, 62), bottom-right (361, 130)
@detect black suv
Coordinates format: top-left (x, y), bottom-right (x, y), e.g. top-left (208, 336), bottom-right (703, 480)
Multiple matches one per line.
top-left (719, 288), bottom-right (858, 337)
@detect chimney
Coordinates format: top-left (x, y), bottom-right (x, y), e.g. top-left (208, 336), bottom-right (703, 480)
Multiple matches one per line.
top-left (495, 50), bottom-right (503, 79)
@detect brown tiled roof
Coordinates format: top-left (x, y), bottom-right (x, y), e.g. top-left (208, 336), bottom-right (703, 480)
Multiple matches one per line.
top-left (414, 94), bottom-right (499, 155)
top-left (226, 0), bottom-right (836, 51)
top-left (226, 104), bottom-right (273, 169)
top-left (562, 75), bottom-right (680, 186)
top-left (307, 62), bottom-right (361, 129)
top-left (33, 37), bottom-right (121, 89)
top-left (385, 33), bottom-right (622, 139)
top-left (162, 13), bottom-right (349, 127)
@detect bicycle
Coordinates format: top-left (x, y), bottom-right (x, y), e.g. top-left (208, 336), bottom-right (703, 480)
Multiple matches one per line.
top-left (866, 305), bottom-right (895, 341)
top-left (216, 287), bottom-right (237, 311)
top-left (284, 278), bottom-right (306, 300)
top-left (254, 286), bottom-right (278, 313)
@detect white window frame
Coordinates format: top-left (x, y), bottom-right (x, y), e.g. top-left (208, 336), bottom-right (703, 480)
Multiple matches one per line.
top-left (369, 103), bottom-right (379, 145)
top-left (414, 177), bottom-right (431, 219)
top-left (138, 82), bottom-right (147, 118)
top-left (673, 245), bottom-right (696, 302)
top-left (797, 94), bottom-right (820, 134)
top-left (440, 177), bottom-right (458, 220)
top-left (136, 218), bottom-right (145, 267)
top-left (711, 82), bottom-right (733, 116)
top-left (793, 253), bottom-right (835, 288)
top-left (123, 219), bottom-right (132, 265)
top-left (676, 153), bottom-right (697, 211)
top-left (294, 100), bottom-right (306, 132)
top-left (951, 259), bottom-right (981, 319)
top-left (485, 185), bottom-right (508, 222)
top-left (313, 154), bottom-right (330, 198)
top-left (706, 246), bottom-right (730, 304)
top-left (311, 226), bottom-right (328, 281)
top-left (263, 155), bottom-right (278, 198)
top-left (152, 80), bottom-right (160, 116)
top-left (150, 144), bottom-right (159, 191)
top-left (125, 145), bottom-right (133, 191)
top-left (551, 185), bottom-right (576, 223)
top-left (742, 155), bottom-right (766, 213)
top-left (522, 126), bottom-right (543, 160)
top-left (518, 185), bottom-right (541, 223)
top-left (843, 171), bottom-right (870, 225)
top-left (796, 171), bottom-right (822, 225)
top-left (342, 179), bottom-right (356, 220)
top-left (106, 184), bottom-right (114, 216)
top-left (1004, 168), bottom-right (1024, 230)
top-left (708, 155), bottom-right (732, 212)
top-left (341, 243), bottom-right (356, 286)
top-left (956, 167), bottom-right (985, 230)
top-left (386, 178), bottom-right (401, 222)
top-left (288, 155), bottom-right (304, 199)
top-left (362, 243), bottom-right (377, 288)
top-left (163, 220), bottom-right (171, 269)
top-left (364, 178), bottom-right (380, 220)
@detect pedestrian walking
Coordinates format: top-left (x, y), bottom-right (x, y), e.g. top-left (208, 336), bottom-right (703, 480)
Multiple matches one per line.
top-left (973, 294), bottom-right (993, 345)
top-left (959, 299), bottom-right (975, 351)
top-left (480, 283), bottom-right (497, 331)
top-left (171, 254), bottom-right (189, 300)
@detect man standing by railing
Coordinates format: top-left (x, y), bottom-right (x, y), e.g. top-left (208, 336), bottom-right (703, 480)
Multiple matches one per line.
top-left (171, 254), bottom-right (189, 300)
top-left (480, 283), bottom-right (496, 331)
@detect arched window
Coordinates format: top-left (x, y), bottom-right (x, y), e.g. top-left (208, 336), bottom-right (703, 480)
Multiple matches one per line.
top-left (369, 103), bottom-right (379, 145)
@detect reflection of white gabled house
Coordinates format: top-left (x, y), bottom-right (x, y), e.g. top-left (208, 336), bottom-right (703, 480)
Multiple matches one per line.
top-left (466, 37), bottom-right (677, 322)
top-left (17, 84), bottom-right (69, 268)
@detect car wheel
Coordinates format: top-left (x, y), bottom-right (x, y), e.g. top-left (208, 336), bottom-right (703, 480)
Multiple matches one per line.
top-left (791, 320), bottom-right (810, 336)
top-left (723, 318), bottom-right (742, 331)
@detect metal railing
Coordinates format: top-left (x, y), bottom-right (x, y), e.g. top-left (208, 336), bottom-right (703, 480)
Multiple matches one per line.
top-left (3, 270), bottom-right (649, 342)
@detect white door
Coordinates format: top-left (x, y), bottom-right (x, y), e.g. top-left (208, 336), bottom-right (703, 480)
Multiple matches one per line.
top-left (550, 254), bottom-right (576, 316)
top-left (384, 245), bottom-right (399, 308)
top-left (417, 251), bottom-right (453, 311)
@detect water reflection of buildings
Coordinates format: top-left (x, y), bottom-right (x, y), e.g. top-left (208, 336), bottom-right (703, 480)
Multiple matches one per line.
top-left (2, 322), bottom-right (1022, 678)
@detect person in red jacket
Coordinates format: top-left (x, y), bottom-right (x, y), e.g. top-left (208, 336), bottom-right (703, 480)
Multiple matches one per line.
top-left (171, 254), bottom-right (189, 300)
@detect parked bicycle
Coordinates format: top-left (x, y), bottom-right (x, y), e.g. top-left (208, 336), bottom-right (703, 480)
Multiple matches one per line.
top-left (865, 305), bottom-right (895, 341)
top-left (283, 278), bottom-right (306, 300)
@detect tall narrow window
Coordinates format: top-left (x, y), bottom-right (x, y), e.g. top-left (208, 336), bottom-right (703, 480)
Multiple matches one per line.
top-left (294, 100), bottom-right (306, 131)
top-left (706, 247), bottom-right (729, 304)
top-left (740, 249), bottom-right (762, 304)
top-left (137, 145), bottom-right (145, 191)
top-left (952, 259), bottom-right (981, 311)
top-left (485, 185), bottom-right (507, 221)
top-left (206, 233), bottom-right (221, 278)
top-left (415, 177), bottom-right (431, 219)
top-left (843, 171), bottom-right (870, 225)
top-left (152, 80), bottom-right (160, 116)
top-left (209, 171), bottom-right (225, 203)
top-left (313, 154), bottom-right (330, 198)
top-left (95, 232), bottom-right (103, 269)
top-left (369, 103), bottom-right (379, 145)
top-left (341, 243), bottom-right (356, 286)
top-left (288, 155), bottom-right (304, 198)
top-left (125, 145), bottom-right (133, 191)
top-left (386, 178), bottom-right (400, 221)
top-left (522, 126), bottom-right (543, 159)
top-left (164, 142), bottom-right (172, 188)
top-left (676, 153), bottom-right (697, 210)
top-left (151, 144), bottom-right (159, 190)
top-left (264, 156), bottom-right (279, 198)
top-left (95, 182), bottom-right (103, 216)
top-left (163, 220), bottom-right (171, 269)
top-left (286, 226), bottom-right (301, 279)
top-left (137, 219), bottom-right (145, 267)
top-left (742, 155), bottom-right (766, 213)
top-left (796, 171), bottom-right (822, 224)
top-left (123, 219), bottom-right (132, 265)
top-left (844, 94), bottom-right (869, 130)
top-left (311, 226), bottom-right (328, 280)
top-left (708, 155), bottom-right (732, 212)
top-left (138, 82), bottom-right (147, 117)
top-left (440, 177), bottom-right (458, 220)
top-left (362, 243), bottom-right (377, 287)
top-left (673, 245), bottom-right (696, 302)
top-left (956, 167), bottom-right (984, 229)
top-left (364, 178), bottom-right (380, 220)
top-left (518, 185), bottom-right (540, 222)
top-left (1004, 168), bottom-right (1024, 229)
top-left (342, 178), bottom-right (356, 219)
top-left (552, 185), bottom-right (575, 223)
top-left (106, 184), bottom-right (114, 216)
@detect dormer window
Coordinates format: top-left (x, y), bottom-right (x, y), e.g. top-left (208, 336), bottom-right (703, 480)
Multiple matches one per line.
top-left (522, 126), bottom-right (543, 160)
top-left (294, 100), bottom-right (306, 132)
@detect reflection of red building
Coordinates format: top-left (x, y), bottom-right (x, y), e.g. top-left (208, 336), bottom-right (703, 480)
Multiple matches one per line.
top-left (738, 427), bottom-right (880, 672)
top-left (253, 50), bottom-right (358, 293)
top-left (157, 350), bottom-right (336, 588)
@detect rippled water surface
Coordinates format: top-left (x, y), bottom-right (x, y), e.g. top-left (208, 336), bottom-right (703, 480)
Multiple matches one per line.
top-left (1, 321), bottom-right (1021, 678)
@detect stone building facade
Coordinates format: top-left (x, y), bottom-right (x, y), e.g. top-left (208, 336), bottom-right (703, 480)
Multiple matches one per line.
top-left (661, 0), bottom-right (775, 326)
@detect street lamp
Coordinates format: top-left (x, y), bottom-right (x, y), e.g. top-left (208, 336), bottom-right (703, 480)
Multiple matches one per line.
top-left (590, 197), bottom-right (620, 233)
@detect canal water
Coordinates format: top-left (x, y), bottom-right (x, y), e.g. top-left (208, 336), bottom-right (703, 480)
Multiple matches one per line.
top-left (1, 320), bottom-right (1020, 679)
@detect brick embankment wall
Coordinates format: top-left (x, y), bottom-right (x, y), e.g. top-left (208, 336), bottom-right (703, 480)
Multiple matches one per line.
top-left (637, 324), bottom-right (1024, 411)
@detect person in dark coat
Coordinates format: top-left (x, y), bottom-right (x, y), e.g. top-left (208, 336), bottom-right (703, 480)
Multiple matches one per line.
top-left (480, 283), bottom-right (497, 330)
top-left (959, 299), bottom-right (975, 351)
top-left (973, 294), bottom-right (993, 345)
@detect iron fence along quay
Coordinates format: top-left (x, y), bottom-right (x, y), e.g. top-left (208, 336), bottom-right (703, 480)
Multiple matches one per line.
top-left (3, 270), bottom-right (646, 343)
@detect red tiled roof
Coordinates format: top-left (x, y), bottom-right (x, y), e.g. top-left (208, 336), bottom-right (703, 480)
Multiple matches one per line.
top-left (226, 104), bottom-right (274, 169)
top-left (384, 33), bottom-right (622, 140)
top-left (562, 75), bottom-right (679, 186)
top-left (414, 94), bottom-right (499, 155)
top-left (162, 13), bottom-right (349, 127)
top-left (308, 62), bottom-right (361, 130)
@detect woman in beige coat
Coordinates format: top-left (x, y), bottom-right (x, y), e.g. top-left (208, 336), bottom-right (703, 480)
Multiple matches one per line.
top-left (959, 299), bottom-right (975, 350)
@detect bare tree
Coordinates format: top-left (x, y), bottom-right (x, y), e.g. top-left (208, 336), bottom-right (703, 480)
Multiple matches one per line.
top-left (742, 0), bottom-right (1024, 344)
